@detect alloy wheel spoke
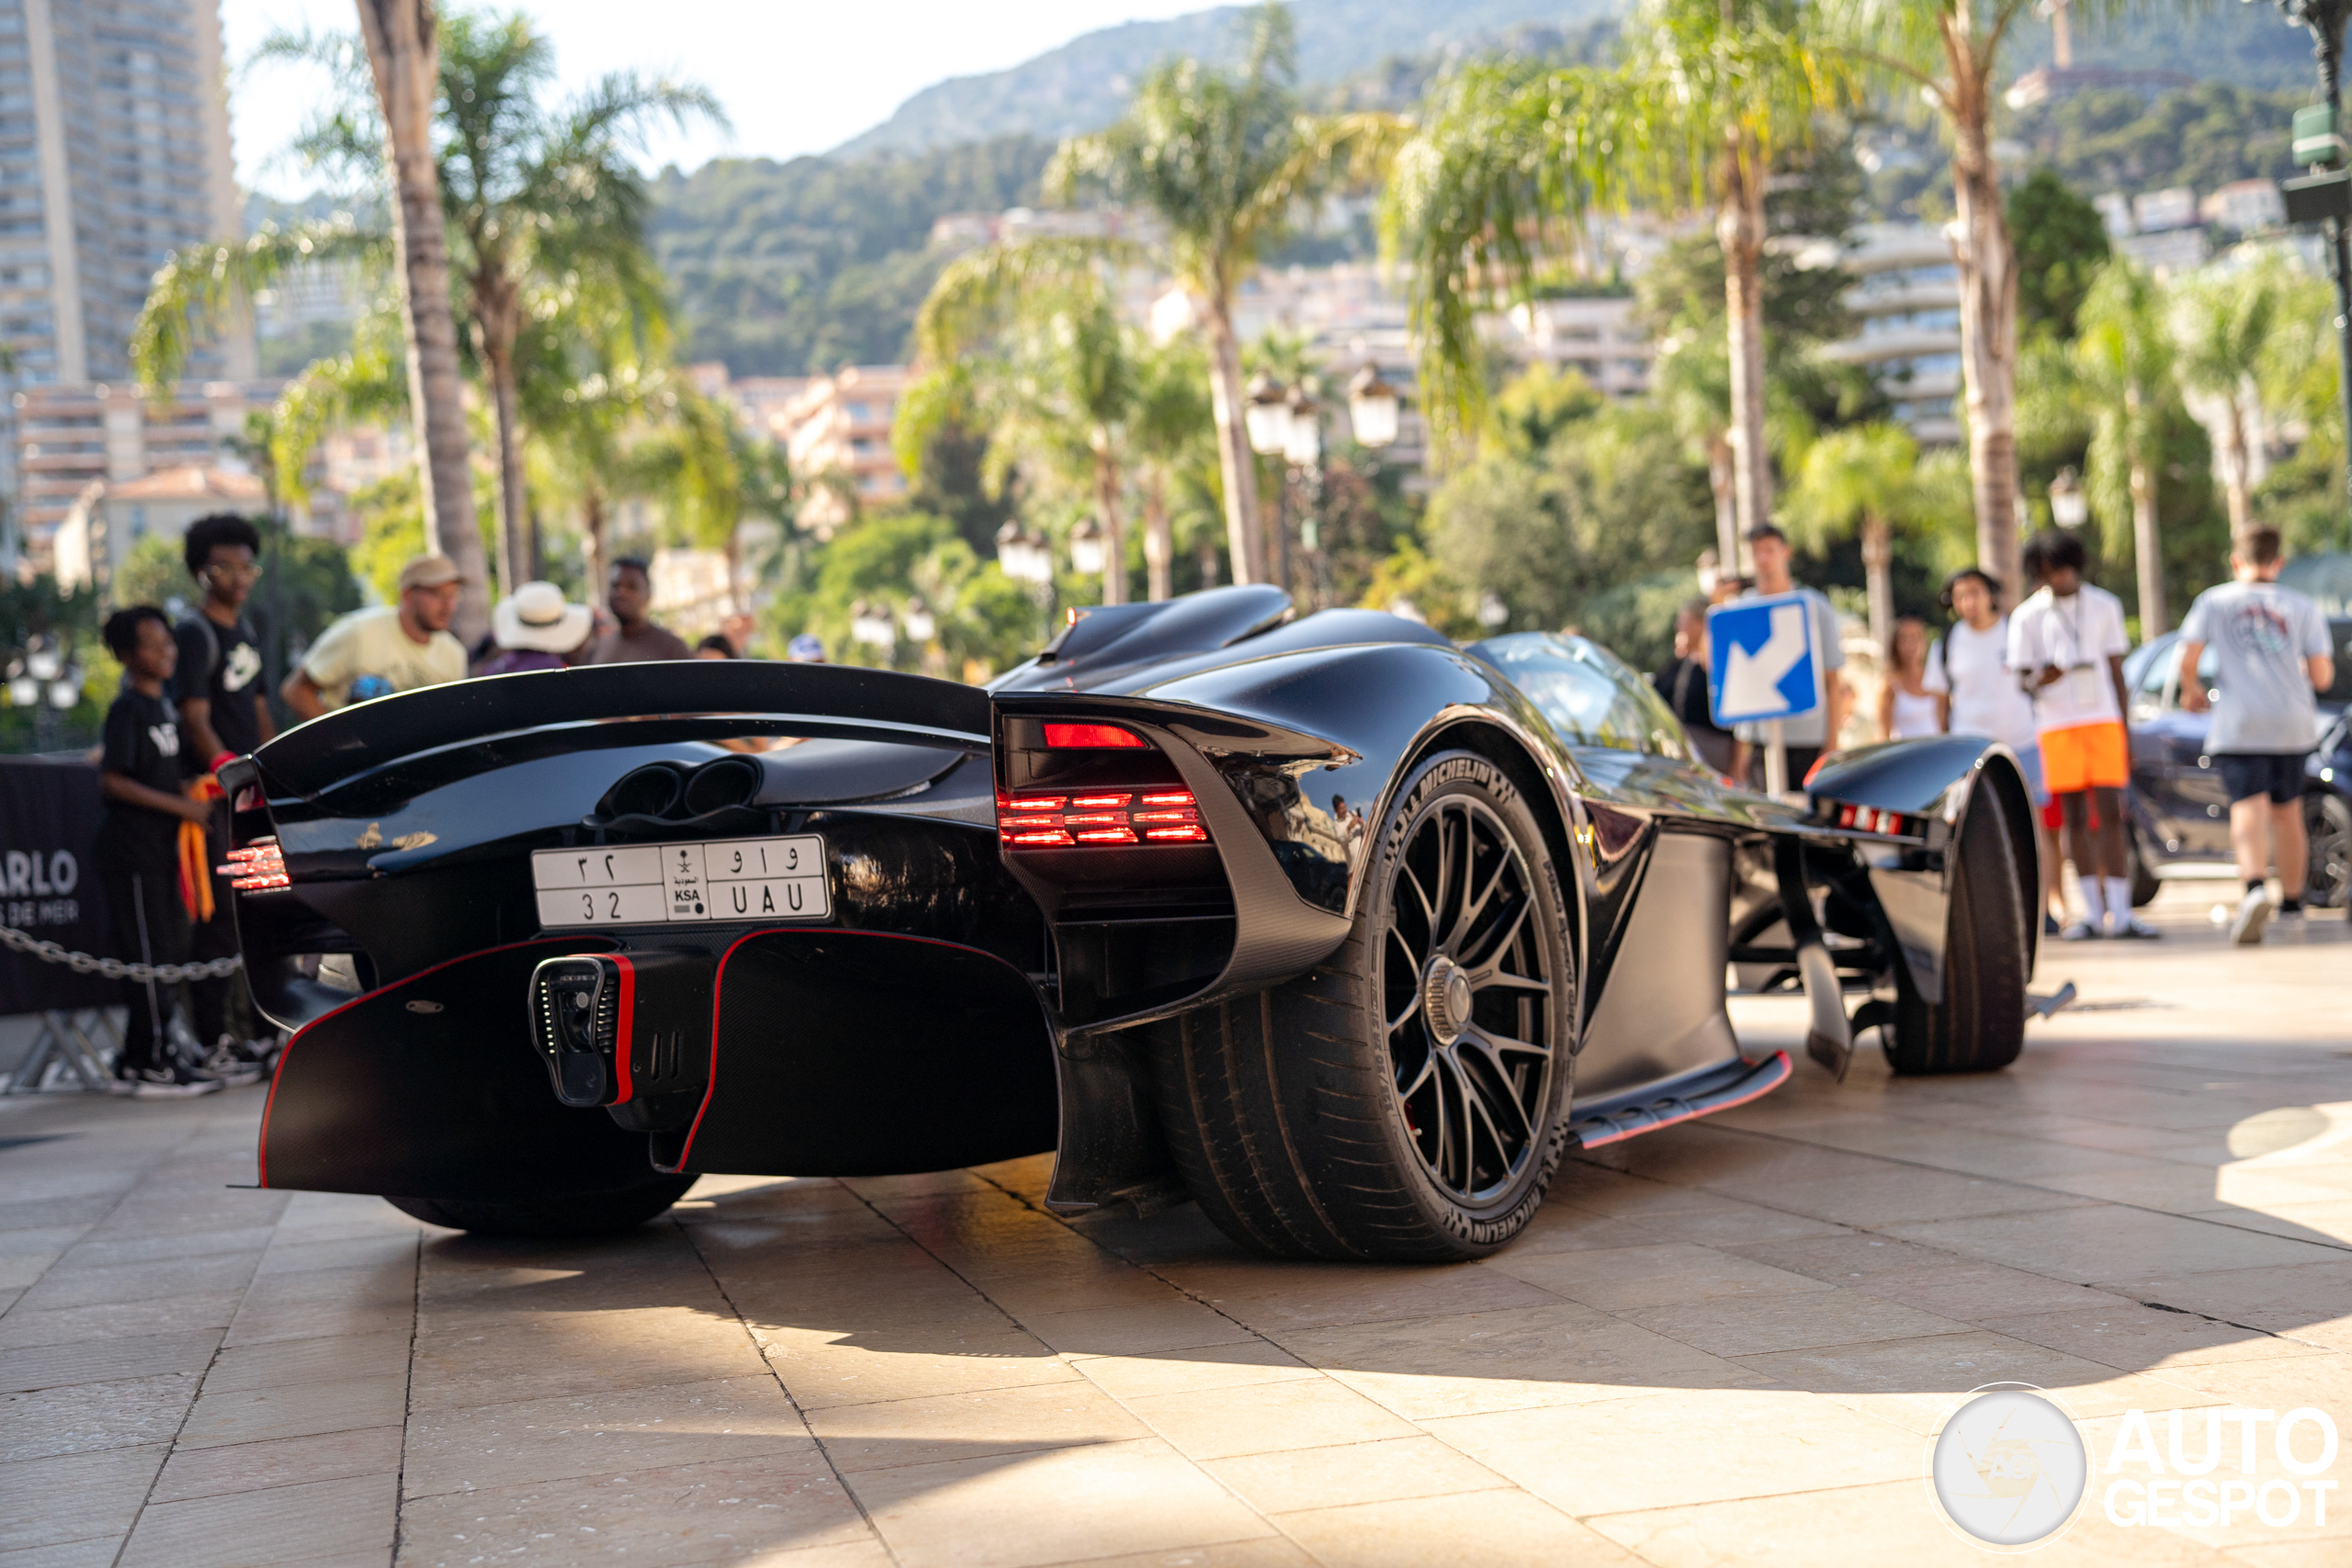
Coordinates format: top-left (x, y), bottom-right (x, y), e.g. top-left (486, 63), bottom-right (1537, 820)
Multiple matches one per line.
top-left (1461, 894), bottom-right (1532, 976)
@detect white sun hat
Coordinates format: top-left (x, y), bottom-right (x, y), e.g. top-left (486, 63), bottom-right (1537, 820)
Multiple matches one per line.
top-left (492, 581), bottom-right (593, 654)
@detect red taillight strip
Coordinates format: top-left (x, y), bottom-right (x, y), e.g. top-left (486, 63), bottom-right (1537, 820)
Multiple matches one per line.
top-left (997, 786), bottom-right (1208, 850)
top-left (220, 840), bottom-right (289, 891)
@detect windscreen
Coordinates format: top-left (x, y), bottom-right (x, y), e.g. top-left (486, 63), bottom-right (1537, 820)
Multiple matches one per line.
top-left (1471, 632), bottom-right (1691, 760)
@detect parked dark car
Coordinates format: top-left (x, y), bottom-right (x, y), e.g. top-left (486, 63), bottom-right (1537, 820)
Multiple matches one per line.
top-left (2121, 622), bottom-right (2352, 908)
top-left (217, 588), bottom-right (2041, 1260)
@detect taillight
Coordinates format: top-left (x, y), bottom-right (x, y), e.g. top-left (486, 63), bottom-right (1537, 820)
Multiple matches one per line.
top-left (1834, 804), bottom-right (1914, 837)
top-left (1043, 722), bottom-right (1145, 750)
top-left (998, 789), bottom-right (1211, 850)
top-left (220, 839), bottom-right (289, 890)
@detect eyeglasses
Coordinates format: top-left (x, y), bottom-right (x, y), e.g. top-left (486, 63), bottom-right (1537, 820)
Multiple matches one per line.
top-left (204, 560), bottom-right (262, 581)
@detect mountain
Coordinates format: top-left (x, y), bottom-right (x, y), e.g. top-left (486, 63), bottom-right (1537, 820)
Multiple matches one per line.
top-left (831, 0), bottom-right (1615, 158)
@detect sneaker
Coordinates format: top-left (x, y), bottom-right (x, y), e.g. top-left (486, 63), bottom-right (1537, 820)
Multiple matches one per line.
top-left (195, 1036), bottom-right (273, 1086)
top-left (113, 1063), bottom-right (225, 1099)
top-left (2109, 913), bottom-right (2162, 940)
top-left (2058, 920), bottom-right (2098, 942)
top-left (2275, 899), bottom-right (2305, 921)
top-left (2230, 886), bottom-right (2271, 946)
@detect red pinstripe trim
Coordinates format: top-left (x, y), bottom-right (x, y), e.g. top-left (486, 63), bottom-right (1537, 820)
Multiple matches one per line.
top-left (609, 954), bottom-right (637, 1105)
top-left (671, 927), bottom-right (1025, 1172)
top-left (1573, 1051), bottom-right (1792, 1150)
top-left (256, 935), bottom-right (614, 1189)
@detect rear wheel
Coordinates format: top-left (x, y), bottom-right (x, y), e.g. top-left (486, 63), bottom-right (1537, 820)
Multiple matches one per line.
top-left (2306, 793), bottom-right (2351, 908)
top-left (386, 1173), bottom-right (695, 1236)
top-left (1149, 751), bottom-right (1575, 1260)
top-left (2126, 827), bottom-right (2162, 908)
top-left (1883, 786), bottom-right (2030, 1076)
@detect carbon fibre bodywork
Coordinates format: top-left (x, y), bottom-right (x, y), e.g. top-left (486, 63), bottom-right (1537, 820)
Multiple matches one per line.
top-left (220, 587), bottom-right (2035, 1215)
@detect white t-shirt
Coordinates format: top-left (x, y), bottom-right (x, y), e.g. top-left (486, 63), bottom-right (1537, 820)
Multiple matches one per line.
top-left (300, 604), bottom-right (469, 708)
top-left (1925, 617), bottom-right (2038, 754)
top-left (2007, 583), bottom-right (2131, 734)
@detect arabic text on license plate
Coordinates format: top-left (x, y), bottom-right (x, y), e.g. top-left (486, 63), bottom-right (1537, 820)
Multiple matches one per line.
top-left (531, 836), bottom-right (829, 928)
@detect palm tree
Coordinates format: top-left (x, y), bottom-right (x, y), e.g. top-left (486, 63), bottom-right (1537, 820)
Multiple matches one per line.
top-left (354, 0), bottom-right (486, 637)
top-left (2171, 255), bottom-right (2325, 533)
top-left (1388, 0), bottom-right (1850, 539)
top-left (1048, 4), bottom-right (1403, 586)
top-left (911, 239), bottom-right (1144, 605)
top-left (1129, 338), bottom-right (1215, 601)
top-left (1782, 421), bottom-right (1924, 652)
top-left (2055, 260), bottom-right (2177, 635)
top-left (1818, 0), bottom-right (2160, 603)
top-left (136, 11), bottom-right (720, 603)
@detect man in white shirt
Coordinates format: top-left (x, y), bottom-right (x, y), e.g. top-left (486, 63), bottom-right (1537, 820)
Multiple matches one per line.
top-left (1927, 567), bottom-right (2061, 931)
top-left (2008, 530), bottom-right (2149, 940)
top-left (2177, 525), bottom-right (2335, 944)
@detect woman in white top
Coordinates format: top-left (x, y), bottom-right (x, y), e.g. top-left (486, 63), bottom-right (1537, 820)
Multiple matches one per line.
top-left (1880, 616), bottom-right (1947, 739)
top-left (1926, 569), bottom-right (2064, 932)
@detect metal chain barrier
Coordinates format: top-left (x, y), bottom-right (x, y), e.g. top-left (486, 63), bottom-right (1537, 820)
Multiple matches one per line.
top-left (1, 923), bottom-right (243, 983)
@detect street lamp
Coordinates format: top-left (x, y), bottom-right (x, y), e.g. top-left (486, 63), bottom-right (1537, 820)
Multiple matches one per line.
top-left (6, 636), bottom-right (83, 751)
top-left (1346, 363), bottom-right (1402, 450)
top-left (995, 522), bottom-right (1053, 586)
top-left (2256, 0), bottom-right (2352, 548)
top-left (849, 600), bottom-right (896, 651)
top-left (2049, 467), bottom-right (2089, 529)
top-left (1244, 373), bottom-right (1293, 457)
top-left (1069, 516), bottom-right (1105, 579)
top-left (1283, 386), bottom-right (1321, 468)
top-left (900, 597), bottom-right (936, 644)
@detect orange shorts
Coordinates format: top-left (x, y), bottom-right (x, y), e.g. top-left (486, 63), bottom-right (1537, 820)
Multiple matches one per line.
top-left (2039, 720), bottom-right (2129, 795)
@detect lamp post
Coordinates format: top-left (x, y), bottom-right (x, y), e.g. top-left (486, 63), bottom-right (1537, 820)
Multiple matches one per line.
top-left (2261, 0), bottom-right (2352, 548)
top-left (996, 521), bottom-right (1057, 642)
top-left (1346, 364), bottom-right (1402, 453)
top-left (6, 636), bottom-right (83, 753)
top-left (2049, 466), bottom-right (2089, 530)
top-left (1069, 516), bottom-right (1106, 579)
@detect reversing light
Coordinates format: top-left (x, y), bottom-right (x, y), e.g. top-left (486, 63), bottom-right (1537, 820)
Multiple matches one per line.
top-left (997, 788), bottom-right (1211, 850)
top-left (1042, 722), bottom-right (1146, 750)
top-left (220, 839), bottom-right (288, 891)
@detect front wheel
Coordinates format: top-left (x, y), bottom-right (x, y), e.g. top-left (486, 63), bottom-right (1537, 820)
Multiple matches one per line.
top-left (2306, 793), bottom-right (2351, 909)
top-left (386, 1173), bottom-right (696, 1236)
top-left (1883, 784), bottom-right (2030, 1077)
top-left (1149, 750), bottom-right (1576, 1260)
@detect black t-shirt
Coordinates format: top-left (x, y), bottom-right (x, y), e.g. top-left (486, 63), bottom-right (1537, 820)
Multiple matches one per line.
top-left (98, 687), bottom-right (190, 874)
top-left (1653, 656), bottom-right (1729, 735)
top-left (173, 612), bottom-right (266, 761)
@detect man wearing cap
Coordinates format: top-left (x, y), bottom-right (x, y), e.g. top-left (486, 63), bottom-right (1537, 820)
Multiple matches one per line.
top-left (281, 553), bottom-right (469, 719)
top-left (479, 581), bottom-right (594, 675)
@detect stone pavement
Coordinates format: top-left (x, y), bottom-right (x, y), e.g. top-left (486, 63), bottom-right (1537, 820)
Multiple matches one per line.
top-left (1, 881), bottom-right (2346, 1568)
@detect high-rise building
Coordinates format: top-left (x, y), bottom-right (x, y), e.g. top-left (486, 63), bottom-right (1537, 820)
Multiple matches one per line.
top-left (0, 0), bottom-right (253, 566)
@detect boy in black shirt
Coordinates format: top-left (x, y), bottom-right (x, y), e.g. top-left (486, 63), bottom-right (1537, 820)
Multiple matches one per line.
top-left (173, 514), bottom-right (275, 1081)
top-left (98, 606), bottom-right (221, 1098)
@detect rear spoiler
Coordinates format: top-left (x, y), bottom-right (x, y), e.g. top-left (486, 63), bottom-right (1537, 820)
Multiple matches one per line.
top-left (241, 662), bottom-right (993, 803)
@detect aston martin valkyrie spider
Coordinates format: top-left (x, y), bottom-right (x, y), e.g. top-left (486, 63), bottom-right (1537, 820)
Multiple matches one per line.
top-left (218, 586), bottom-right (2039, 1260)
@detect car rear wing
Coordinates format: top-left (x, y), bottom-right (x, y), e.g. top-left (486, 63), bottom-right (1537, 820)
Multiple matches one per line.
top-left (222, 660), bottom-right (994, 808)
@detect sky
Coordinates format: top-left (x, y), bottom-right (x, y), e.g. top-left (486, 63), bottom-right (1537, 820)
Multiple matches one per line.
top-left (220, 0), bottom-right (1212, 197)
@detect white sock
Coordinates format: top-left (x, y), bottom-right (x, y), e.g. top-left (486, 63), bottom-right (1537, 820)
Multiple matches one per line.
top-left (2079, 879), bottom-right (2106, 930)
top-left (2102, 878), bottom-right (2131, 928)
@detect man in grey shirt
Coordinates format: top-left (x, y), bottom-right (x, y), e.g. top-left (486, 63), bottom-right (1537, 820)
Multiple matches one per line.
top-left (1729, 524), bottom-right (1849, 787)
top-left (2178, 524), bottom-right (2336, 943)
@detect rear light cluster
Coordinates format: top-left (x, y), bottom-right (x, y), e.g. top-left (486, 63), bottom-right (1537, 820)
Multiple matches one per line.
top-left (220, 839), bottom-right (289, 891)
top-left (998, 789), bottom-right (1211, 849)
top-left (1833, 804), bottom-right (1916, 837)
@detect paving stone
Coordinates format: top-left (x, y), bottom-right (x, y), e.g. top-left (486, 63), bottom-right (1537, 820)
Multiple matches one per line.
top-left (401, 1375), bottom-right (809, 1500)
top-left (1272, 1489), bottom-right (1642, 1567)
top-left (393, 1451), bottom-right (871, 1567)
top-left (1202, 1435), bottom-right (1510, 1514)
top-left (0, 1330), bottom-right (220, 1393)
top-left (150, 1424), bottom-right (404, 1503)
top-left (806, 1379), bottom-right (1151, 1472)
top-left (117, 1472), bottom-right (395, 1568)
top-left (0, 1444), bottom-right (167, 1551)
top-left (0, 1374), bottom-right (194, 1463)
top-left (175, 1372), bottom-right (408, 1451)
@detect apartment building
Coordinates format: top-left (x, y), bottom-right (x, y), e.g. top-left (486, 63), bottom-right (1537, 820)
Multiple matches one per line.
top-left (1821, 222), bottom-right (1964, 446)
top-left (778, 366), bottom-right (911, 535)
top-left (13, 378), bottom-right (280, 545)
top-left (0, 0), bottom-right (254, 565)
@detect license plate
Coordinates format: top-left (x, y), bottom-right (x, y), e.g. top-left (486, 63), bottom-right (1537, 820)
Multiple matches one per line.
top-left (531, 836), bottom-right (831, 929)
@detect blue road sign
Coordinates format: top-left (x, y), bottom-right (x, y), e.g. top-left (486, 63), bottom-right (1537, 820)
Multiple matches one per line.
top-left (1707, 592), bottom-right (1822, 728)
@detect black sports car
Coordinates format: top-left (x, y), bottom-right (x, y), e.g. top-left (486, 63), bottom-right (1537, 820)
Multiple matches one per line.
top-left (218, 587), bottom-right (2040, 1260)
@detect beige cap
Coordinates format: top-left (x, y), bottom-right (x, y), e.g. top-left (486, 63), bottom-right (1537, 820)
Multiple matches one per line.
top-left (397, 553), bottom-right (462, 592)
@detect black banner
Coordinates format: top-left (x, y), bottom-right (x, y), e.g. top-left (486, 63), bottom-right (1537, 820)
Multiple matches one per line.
top-left (0, 757), bottom-right (116, 1013)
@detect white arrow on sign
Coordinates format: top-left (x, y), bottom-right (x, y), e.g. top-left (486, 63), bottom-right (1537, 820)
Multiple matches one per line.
top-left (1720, 603), bottom-right (1809, 716)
